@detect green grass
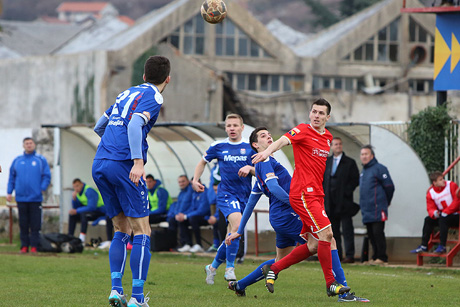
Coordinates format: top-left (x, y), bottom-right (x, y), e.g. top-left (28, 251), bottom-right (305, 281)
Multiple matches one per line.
top-left (1, 244), bottom-right (459, 306)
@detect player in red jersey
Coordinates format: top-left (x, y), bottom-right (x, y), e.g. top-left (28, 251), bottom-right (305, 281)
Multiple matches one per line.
top-left (252, 98), bottom-right (350, 297)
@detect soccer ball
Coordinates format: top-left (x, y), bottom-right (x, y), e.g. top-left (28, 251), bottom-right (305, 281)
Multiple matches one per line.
top-left (201, 0), bottom-right (227, 24)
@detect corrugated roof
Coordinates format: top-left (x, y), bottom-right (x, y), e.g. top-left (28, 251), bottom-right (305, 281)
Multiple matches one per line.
top-left (292, 0), bottom-right (391, 57)
top-left (99, 0), bottom-right (190, 51)
top-left (0, 20), bottom-right (84, 57)
top-left (55, 16), bottom-right (129, 54)
top-left (56, 2), bottom-right (110, 13)
top-left (0, 46), bottom-right (21, 59)
top-left (266, 19), bottom-right (312, 48)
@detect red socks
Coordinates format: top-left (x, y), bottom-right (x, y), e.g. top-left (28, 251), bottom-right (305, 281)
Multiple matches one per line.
top-left (271, 243), bottom-right (312, 274)
top-left (317, 240), bottom-right (335, 287)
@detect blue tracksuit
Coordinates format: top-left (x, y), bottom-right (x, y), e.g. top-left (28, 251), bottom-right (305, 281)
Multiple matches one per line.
top-left (7, 151), bottom-right (51, 202)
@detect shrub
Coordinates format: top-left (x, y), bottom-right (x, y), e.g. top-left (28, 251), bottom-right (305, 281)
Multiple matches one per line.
top-left (407, 104), bottom-right (452, 173)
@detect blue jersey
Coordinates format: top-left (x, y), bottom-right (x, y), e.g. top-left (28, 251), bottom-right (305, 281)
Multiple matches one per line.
top-left (253, 156), bottom-right (298, 230)
top-left (94, 83), bottom-right (163, 162)
top-left (204, 138), bottom-right (255, 204)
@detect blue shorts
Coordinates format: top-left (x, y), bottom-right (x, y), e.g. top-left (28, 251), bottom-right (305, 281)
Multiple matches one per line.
top-left (92, 159), bottom-right (149, 219)
top-left (272, 215), bottom-right (306, 249)
top-left (216, 193), bottom-right (246, 220)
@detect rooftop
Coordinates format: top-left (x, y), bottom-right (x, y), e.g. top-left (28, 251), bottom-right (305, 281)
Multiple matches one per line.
top-left (56, 2), bottom-right (110, 13)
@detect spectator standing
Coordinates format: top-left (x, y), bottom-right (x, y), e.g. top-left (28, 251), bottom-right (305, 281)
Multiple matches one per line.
top-left (359, 145), bottom-right (395, 265)
top-left (68, 178), bottom-right (113, 244)
top-left (323, 137), bottom-right (360, 263)
top-left (411, 171), bottom-right (460, 254)
top-left (7, 137), bottom-right (51, 254)
top-left (146, 174), bottom-right (172, 224)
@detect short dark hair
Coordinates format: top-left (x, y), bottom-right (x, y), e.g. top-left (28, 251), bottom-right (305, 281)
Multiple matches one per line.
top-left (361, 144), bottom-right (375, 156)
top-left (23, 137), bottom-right (34, 143)
top-left (72, 178), bottom-right (82, 184)
top-left (332, 137), bottom-right (342, 144)
top-left (144, 56), bottom-right (170, 85)
top-left (429, 171), bottom-right (443, 183)
top-left (146, 174), bottom-right (155, 180)
top-left (178, 175), bottom-right (189, 180)
top-left (249, 126), bottom-right (268, 152)
top-left (311, 98), bottom-right (331, 115)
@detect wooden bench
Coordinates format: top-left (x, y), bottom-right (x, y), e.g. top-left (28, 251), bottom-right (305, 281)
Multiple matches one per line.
top-left (417, 215), bottom-right (460, 267)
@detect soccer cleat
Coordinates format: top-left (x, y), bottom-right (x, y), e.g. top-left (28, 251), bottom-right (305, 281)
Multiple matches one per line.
top-left (327, 281), bottom-right (350, 297)
top-left (127, 296), bottom-right (150, 307)
top-left (98, 240), bottom-right (111, 250)
top-left (206, 245), bottom-right (218, 253)
top-left (30, 247), bottom-right (38, 253)
top-left (434, 245), bottom-right (446, 254)
top-left (224, 267), bottom-right (236, 281)
top-left (338, 292), bottom-right (370, 303)
top-left (108, 290), bottom-right (128, 307)
top-left (177, 244), bottom-right (191, 252)
top-left (262, 264), bottom-right (278, 293)
top-left (189, 244), bottom-right (204, 253)
top-left (20, 246), bottom-right (28, 254)
top-left (126, 242), bottom-right (133, 251)
top-left (228, 281), bottom-right (246, 297)
top-left (410, 245), bottom-right (428, 253)
top-left (205, 264), bottom-right (217, 285)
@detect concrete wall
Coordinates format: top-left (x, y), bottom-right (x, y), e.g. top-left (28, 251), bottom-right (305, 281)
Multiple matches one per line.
top-left (0, 51), bottom-right (108, 129)
top-left (153, 44), bottom-right (224, 122)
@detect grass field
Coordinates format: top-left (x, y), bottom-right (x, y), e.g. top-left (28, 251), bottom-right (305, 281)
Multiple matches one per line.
top-left (1, 243), bottom-right (459, 306)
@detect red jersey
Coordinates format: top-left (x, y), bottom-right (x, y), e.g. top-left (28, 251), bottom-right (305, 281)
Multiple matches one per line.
top-left (283, 123), bottom-right (332, 197)
top-left (426, 180), bottom-right (459, 217)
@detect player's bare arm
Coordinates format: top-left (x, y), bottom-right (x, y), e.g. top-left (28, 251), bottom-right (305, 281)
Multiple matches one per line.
top-left (192, 158), bottom-right (207, 192)
top-left (238, 165), bottom-right (255, 177)
top-left (252, 136), bottom-right (290, 164)
top-left (129, 159), bottom-right (145, 186)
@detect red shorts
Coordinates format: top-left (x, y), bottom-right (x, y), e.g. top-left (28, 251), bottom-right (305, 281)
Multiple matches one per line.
top-left (290, 191), bottom-right (331, 239)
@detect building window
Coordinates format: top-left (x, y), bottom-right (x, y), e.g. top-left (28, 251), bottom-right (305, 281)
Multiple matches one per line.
top-left (343, 18), bottom-right (399, 63)
top-left (167, 14), bottom-right (206, 55)
top-left (215, 18), bottom-right (271, 58)
top-left (226, 73), bottom-right (303, 92)
top-left (409, 79), bottom-right (434, 94)
top-left (409, 17), bottom-right (435, 64)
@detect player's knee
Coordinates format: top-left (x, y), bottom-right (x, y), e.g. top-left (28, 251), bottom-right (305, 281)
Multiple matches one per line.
top-left (307, 240), bottom-right (318, 254)
top-left (318, 227), bottom-right (333, 242)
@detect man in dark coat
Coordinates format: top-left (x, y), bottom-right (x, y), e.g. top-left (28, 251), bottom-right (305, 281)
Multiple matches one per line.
top-left (359, 145), bottom-right (395, 265)
top-left (323, 137), bottom-right (360, 263)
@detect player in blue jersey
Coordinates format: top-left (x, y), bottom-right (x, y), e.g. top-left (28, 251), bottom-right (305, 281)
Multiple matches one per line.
top-left (226, 127), bottom-right (369, 302)
top-left (92, 55), bottom-right (170, 307)
top-left (192, 113), bottom-right (255, 284)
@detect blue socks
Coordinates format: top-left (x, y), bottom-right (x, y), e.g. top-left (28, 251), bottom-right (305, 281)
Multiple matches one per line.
top-left (226, 235), bottom-right (240, 268)
top-left (130, 234), bottom-right (151, 303)
top-left (109, 232), bottom-right (130, 294)
top-left (237, 258), bottom-right (275, 290)
top-left (331, 249), bottom-right (349, 298)
top-left (211, 241), bottom-right (227, 269)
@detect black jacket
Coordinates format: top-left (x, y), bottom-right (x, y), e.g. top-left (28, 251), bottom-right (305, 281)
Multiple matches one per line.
top-left (323, 152), bottom-right (360, 216)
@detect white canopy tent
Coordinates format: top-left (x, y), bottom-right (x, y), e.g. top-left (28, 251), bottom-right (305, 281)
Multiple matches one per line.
top-left (57, 123), bottom-right (293, 232)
